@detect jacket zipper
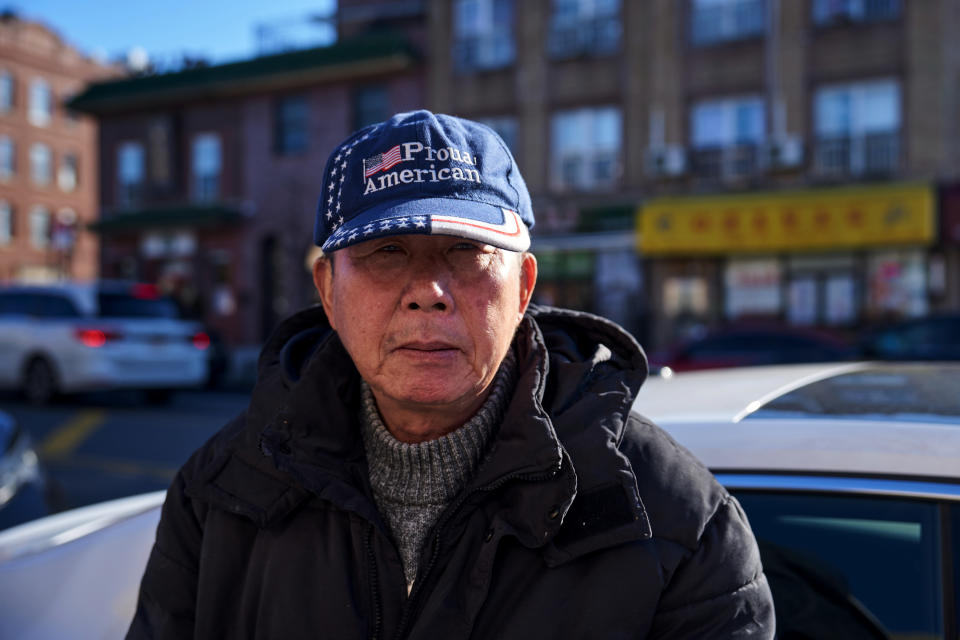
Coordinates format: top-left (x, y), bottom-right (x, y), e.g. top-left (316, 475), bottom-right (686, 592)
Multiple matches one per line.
top-left (365, 525), bottom-right (383, 640)
top-left (391, 467), bottom-right (561, 640)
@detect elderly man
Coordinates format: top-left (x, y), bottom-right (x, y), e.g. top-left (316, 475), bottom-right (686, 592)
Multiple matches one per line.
top-left (127, 111), bottom-right (774, 639)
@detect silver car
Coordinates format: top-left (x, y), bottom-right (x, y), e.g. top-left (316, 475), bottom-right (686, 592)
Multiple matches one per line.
top-left (638, 362), bottom-right (960, 638)
top-left (0, 281), bottom-right (209, 404)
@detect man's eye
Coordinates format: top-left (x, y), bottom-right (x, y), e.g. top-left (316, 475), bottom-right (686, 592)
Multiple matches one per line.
top-left (378, 244), bottom-right (403, 253)
top-left (452, 242), bottom-right (479, 251)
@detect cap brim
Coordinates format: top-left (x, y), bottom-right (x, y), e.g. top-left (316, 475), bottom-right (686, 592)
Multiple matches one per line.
top-left (320, 197), bottom-right (531, 253)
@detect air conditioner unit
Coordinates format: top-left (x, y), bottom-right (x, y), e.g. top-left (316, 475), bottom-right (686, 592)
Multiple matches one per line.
top-left (762, 136), bottom-right (804, 171)
top-left (645, 146), bottom-right (687, 178)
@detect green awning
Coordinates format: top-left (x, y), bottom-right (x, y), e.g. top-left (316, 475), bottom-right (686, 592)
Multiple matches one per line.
top-left (69, 31), bottom-right (419, 114)
top-left (88, 203), bottom-right (245, 233)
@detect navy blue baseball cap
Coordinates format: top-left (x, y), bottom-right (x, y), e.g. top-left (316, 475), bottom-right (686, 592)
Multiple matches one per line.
top-left (314, 110), bottom-right (534, 253)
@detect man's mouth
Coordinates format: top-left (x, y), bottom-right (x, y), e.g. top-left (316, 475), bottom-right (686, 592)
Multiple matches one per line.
top-left (398, 341), bottom-right (459, 353)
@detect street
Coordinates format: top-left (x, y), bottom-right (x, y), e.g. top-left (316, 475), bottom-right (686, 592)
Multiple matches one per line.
top-left (2, 389), bottom-right (250, 512)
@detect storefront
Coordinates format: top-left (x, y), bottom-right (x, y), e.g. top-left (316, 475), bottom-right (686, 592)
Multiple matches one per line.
top-left (936, 184), bottom-right (960, 310)
top-left (638, 183), bottom-right (936, 348)
top-left (531, 231), bottom-right (644, 338)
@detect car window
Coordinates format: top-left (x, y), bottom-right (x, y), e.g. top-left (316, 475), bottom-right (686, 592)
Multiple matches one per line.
top-left (685, 335), bottom-right (754, 360)
top-left (735, 491), bottom-right (944, 639)
top-left (0, 292), bottom-right (33, 315)
top-left (97, 293), bottom-right (181, 319)
top-left (747, 365), bottom-right (960, 423)
top-left (34, 294), bottom-right (80, 318)
top-left (872, 318), bottom-right (960, 357)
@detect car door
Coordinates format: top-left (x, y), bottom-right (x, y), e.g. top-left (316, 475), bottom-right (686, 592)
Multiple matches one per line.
top-left (729, 480), bottom-right (959, 639)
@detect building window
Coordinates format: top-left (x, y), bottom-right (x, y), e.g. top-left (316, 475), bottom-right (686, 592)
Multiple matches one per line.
top-left (117, 141), bottom-right (145, 207)
top-left (690, 95), bottom-right (765, 181)
top-left (353, 86), bottom-right (389, 131)
top-left (476, 115), bottom-right (519, 157)
top-left (58, 153), bottom-right (78, 192)
top-left (690, 0), bottom-right (766, 46)
top-left (275, 95), bottom-right (308, 155)
top-left (814, 79), bottom-right (900, 177)
top-left (0, 201), bottom-right (12, 245)
top-left (813, 0), bottom-right (900, 25)
top-left (29, 206), bottom-right (50, 249)
top-left (0, 136), bottom-right (14, 180)
top-left (191, 133), bottom-right (221, 202)
top-left (0, 71), bottom-right (13, 114)
top-left (148, 119), bottom-right (172, 185)
top-left (30, 143), bottom-right (52, 186)
top-left (28, 78), bottom-right (52, 127)
top-left (453, 0), bottom-right (515, 72)
top-left (550, 107), bottom-right (622, 191)
top-left (548, 0), bottom-right (621, 59)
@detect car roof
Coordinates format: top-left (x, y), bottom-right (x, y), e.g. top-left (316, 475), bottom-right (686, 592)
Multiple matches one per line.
top-left (635, 362), bottom-right (960, 482)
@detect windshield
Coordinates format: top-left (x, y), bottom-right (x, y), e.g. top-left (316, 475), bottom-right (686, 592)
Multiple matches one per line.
top-left (746, 365), bottom-right (960, 425)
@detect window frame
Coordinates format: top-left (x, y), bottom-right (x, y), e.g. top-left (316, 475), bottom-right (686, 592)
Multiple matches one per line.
top-left (813, 78), bottom-right (901, 177)
top-left (550, 106), bottom-right (623, 192)
top-left (58, 153), bottom-right (78, 192)
top-left (689, 94), bottom-right (767, 181)
top-left (453, 0), bottom-right (516, 72)
top-left (0, 135), bottom-right (14, 180)
top-left (28, 205), bottom-right (51, 249)
top-left (28, 77), bottom-right (53, 127)
top-left (274, 94), bottom-right (310, 156)
top-left (689, 0), bottom-right (767, 46)
top-left (812, 0), bottom-right (902, 26)
top-left (0, 200), bottom-right (12, 246)
top-left (352, 85), bottom-right (389, 132)
top-left (0, 70), bottom-right (14, 114)
top-left (548, 0), bottom-right (622, 59)
top-left (116, 141), bottom-right (146, 208)
top-left (29, 142), bottom-right (53, 186)
top-left (190, 132), bottom-right (222, 203)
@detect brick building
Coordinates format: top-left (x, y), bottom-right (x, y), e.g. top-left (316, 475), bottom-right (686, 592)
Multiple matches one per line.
top-left (70, 0), bottom-right (960, 353)
top-left (427, 0), bottom-right (960, 348)
top-left (70, 30), bottom-right (423, 347)
top-left (0, 13), bottom-right (114, 282)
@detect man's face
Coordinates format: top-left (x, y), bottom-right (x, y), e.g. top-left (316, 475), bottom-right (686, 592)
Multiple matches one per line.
top-left (314, 234), bottom-right (536, 441)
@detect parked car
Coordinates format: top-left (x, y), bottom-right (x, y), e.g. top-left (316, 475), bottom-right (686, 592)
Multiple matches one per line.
top-left (636, 362), bottom-right (960, 638)
top-left (861, 312), bottom-right (960, 361)
top-left (0, 408), bottom-right (53, 530)
top-left (649, 324), bottom-right (857, 373)
top-left (0, 363), bottom-right (957, 637)
top-left (0, 281), bottom-right (210, 404)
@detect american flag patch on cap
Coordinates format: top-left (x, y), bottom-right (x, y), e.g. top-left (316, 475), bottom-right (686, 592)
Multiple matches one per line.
top-left (363, 144), bottom-right (403, 178)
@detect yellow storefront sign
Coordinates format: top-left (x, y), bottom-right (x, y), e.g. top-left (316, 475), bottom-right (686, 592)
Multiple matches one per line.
top-left (638, 183), bottom-right (935, 255)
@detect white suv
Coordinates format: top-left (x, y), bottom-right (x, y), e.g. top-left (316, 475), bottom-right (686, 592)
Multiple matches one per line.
top-left (0, 281), bottom-right (210, 404)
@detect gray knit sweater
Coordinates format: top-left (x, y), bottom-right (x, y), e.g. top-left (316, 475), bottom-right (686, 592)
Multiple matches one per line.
top-left (359, 349), bottom-right (517, 588)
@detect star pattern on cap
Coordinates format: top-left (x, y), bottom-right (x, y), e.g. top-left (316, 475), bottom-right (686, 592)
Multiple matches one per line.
top-left (324, 124), bottom-right (382, 237)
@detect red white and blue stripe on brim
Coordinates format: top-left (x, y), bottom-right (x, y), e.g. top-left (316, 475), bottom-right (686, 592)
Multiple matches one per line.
top-left (321, 207), bottom-right (530, 253)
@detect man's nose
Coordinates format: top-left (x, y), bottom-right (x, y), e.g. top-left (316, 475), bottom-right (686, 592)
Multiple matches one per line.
top-left (401, 263), bottom-right (453, 312)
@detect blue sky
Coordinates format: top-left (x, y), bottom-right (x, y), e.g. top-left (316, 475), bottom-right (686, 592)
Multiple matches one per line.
top-left (12, 0), bottom-right (337, 65)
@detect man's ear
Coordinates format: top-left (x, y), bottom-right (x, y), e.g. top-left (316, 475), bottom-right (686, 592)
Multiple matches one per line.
top-left (517, 252), bottom-right (537, 319)
top-left (313, 256), bottom-right (338, 331)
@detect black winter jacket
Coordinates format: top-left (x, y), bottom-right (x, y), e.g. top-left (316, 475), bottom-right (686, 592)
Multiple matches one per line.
top-left (128, 305), bottom-right (775, 639)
